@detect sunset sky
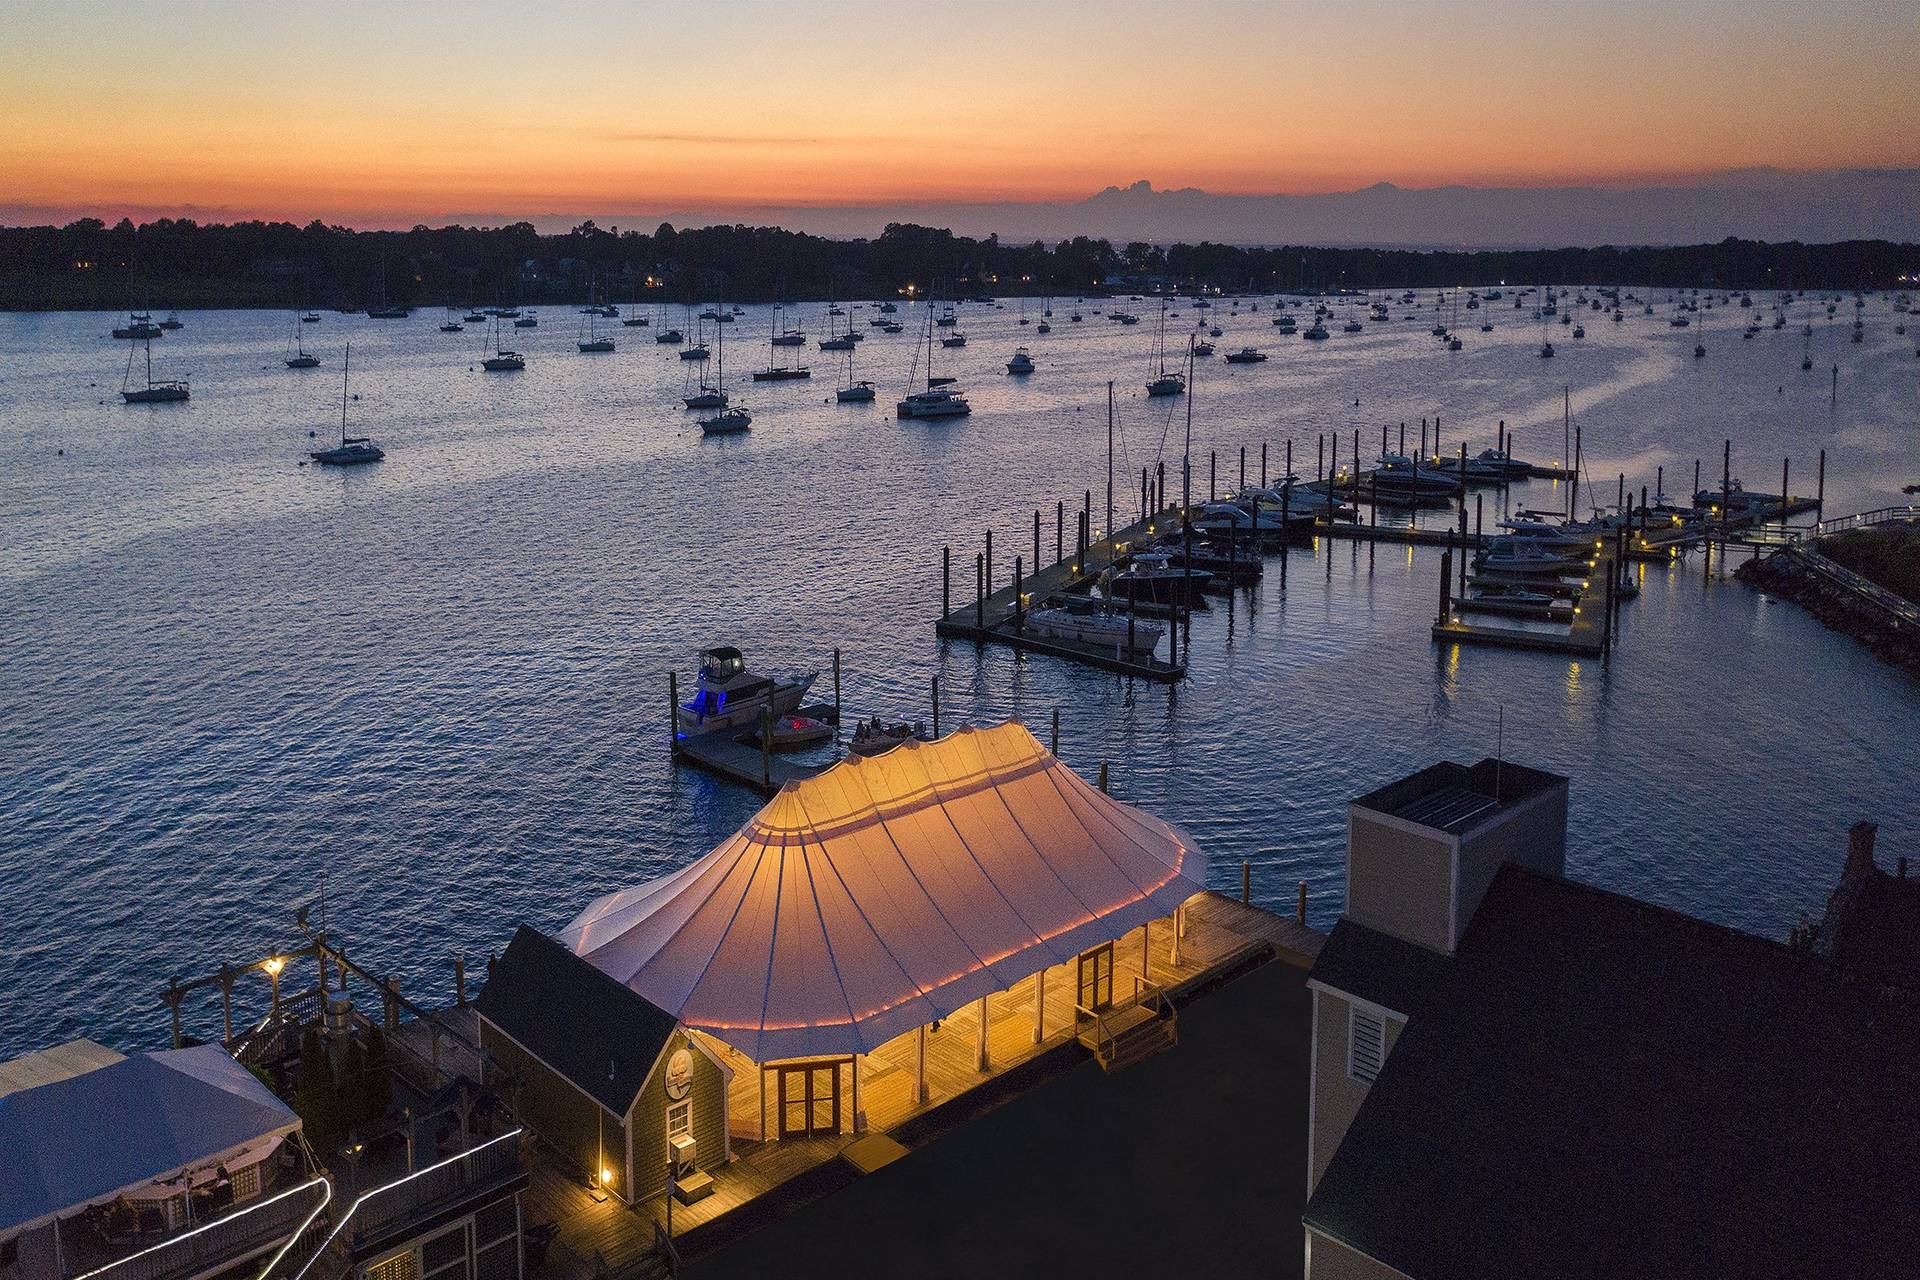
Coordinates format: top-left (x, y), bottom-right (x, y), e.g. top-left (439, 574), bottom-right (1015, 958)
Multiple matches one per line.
top-left (4, 0), bottom-right (1917, 228)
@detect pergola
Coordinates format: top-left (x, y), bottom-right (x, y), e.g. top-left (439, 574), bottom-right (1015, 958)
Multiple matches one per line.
top-left (561, 722), bottom-right (1208, 1068)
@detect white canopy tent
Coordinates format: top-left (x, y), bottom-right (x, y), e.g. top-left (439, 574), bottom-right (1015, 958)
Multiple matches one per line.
top-left (563, 722), bottom-right (1208, 1060)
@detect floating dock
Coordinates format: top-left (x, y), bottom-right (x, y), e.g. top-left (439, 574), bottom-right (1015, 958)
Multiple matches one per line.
top-left (672, 703), bottom-right (840, 795)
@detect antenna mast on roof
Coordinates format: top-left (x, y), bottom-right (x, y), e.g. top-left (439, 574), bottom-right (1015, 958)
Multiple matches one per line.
top-left (1496, 704), bottom-right (1505, 798)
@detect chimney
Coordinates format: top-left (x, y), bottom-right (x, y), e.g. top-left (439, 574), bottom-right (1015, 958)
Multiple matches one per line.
top-left (1846, 821), bottom-right (1879, 879)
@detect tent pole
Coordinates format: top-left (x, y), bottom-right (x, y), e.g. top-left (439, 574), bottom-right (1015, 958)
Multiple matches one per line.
top-left (975, 995), bottom-right (989, 1071)
top-left (758, 1066), bottom-right (766, 1143)
top-left (1171, 907), bottom-right (1183, 968)
top-left (916, 1024), bottom-right (928, 1104)
top-left (1033, 969), bottom-right (1045, 1044)
top-left (1141, 922), bottom-right (1150, 988)
top-left (851, 1054), bottom-right (863, 1133)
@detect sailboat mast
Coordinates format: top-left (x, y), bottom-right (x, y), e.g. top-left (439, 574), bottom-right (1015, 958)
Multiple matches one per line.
top-left (1182, 338), bottom-right (1195, 507)
top-left (1106, 381), bottom-right (1115, 573)
top-left (342, 343), bottom-right (351, 444)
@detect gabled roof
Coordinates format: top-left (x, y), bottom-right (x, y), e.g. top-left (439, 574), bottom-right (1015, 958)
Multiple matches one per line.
top-left (474, 925), bottom-right (678, 1116)
top-left (0, 1045), bottom-right (298, 1236)
top-left (561, 722), bottom-right (1207, 1060)
top-left (1305, 865), bottom-right (1920, 1280)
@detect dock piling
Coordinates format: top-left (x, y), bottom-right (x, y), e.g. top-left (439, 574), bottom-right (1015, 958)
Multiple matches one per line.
top-left (669, 670), bottom-right (678, 743)
top-left (832, 648), bottom-right (841, 724)
top-left (1098, 761), bottom-right (1109, 794)
top-left (1033, 509), bottom-right (1040, 572)
top-left (942, 546), bottom-right (950, 617)
top-left (1057, 501), bottom-right (1064, 563)
top-left (1261, 441), bottom-right (1268, 488)
top-left (931, 677), bottom-right (940, 739)
top-left (1013, 557), bottom-right (1024, 632)
top-left (761, 708), bottom-right (772, 790)
top-left (1437, 548), bottom-right (1453, 622)
top-left (1297, 880), bottom-right (1308, 926)
top-left (1817, 449), bottom-right (1826, 518)
top-left (975, 553), bottom-right (984, 628)
top-left (1051, 707), bottom-right (1060, 756)
top-left (985, 528), bottom-right (993, 596)
top-left (1241, 860), bottom-right (1251, 905)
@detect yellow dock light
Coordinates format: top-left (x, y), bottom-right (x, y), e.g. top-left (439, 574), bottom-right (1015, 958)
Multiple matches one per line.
top-left (601, 1167), bottom-right (613, 1186)
top-left (264, 956), bottom-right (285, 975)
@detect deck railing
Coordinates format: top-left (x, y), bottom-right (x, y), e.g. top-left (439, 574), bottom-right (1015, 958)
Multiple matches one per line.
top-left (1810, 505), bottom-right (1920, 537)
top-left (282, 1130), bottom-right (523, 1280)
top-left (70, 1178), bottom-right (330, 1280)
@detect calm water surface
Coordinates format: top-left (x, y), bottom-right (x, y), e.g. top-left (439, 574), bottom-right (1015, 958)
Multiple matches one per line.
top-left (3, 292), bottom-right (1917, 1055)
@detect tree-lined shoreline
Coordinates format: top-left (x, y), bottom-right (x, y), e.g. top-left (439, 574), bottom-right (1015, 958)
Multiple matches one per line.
top-left (2, 216), bottom-right (1912, 310)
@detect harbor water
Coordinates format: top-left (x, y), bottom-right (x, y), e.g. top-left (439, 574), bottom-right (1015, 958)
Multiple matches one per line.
top-left (2, 292), bottom-right (1917, 1056)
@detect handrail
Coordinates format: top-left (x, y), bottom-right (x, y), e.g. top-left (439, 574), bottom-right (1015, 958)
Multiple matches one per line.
top-left (282, 1130), bottom-right (523, 1280)
top-left (1808, 505), bottom-right (1920, 538)
top-left (652, 1219), bottom-right (681, 1277)
top-left (70, 1177), bottom-right (330, 1280)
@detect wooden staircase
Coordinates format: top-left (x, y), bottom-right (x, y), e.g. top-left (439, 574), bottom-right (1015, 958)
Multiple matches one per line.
top-left (1077, 984), bottom-right (1178, 1073)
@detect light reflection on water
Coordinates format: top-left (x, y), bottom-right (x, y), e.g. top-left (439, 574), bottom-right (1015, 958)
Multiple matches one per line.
top-left (1, 293), bottom-right (1916, 1054)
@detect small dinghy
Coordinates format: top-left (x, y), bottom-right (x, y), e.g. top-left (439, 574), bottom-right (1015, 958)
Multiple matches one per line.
top-left (847, 717), bottom-right (932, 757)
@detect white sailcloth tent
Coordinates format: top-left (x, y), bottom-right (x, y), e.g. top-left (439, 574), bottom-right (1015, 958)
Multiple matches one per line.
top-left (562, 722), bottom-right (1207, 1060)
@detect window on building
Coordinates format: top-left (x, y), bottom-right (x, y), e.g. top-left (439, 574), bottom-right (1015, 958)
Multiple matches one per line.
top-left (667, 1099), bottom-right (692, 1141)
top-left (229, 1160), bottom-right (262, 1203)
top-left (367, 1251), bottom-right (419, 1280)
top-left (420, 1226), bottom-right (469, 1280)
top-left (1348, 1007), bottom-right (1386, 1084)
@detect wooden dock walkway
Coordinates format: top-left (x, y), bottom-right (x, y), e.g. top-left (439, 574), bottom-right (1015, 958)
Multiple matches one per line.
top-left (934, 505), bottom-right (1189, 681)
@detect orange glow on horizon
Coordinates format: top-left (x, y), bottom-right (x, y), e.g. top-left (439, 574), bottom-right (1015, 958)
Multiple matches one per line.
top-left (3, 1), bottom-right (1916, 229)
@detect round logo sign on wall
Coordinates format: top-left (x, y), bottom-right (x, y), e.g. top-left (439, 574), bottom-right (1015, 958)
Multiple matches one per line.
top-left (665, 1048), bottom-right (694, 1100)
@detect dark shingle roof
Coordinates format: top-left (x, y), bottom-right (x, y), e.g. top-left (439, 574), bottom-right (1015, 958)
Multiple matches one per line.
top-left (1307, 919), bottom-right (1450, 1017)
top-left (1305, 865), bottom-right (1920, 1280)
top-left (1825, 861), bottom-right (1920, 990)
top-left (474, 926), bottom-right (677, 1115)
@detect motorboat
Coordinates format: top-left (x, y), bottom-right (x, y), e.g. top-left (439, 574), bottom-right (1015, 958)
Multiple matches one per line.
top-left (847, 717), bottom-right (932, 757)
top-left (1343, 320), bottom-right (1364, 333)
top-left (1006, 348), bottom-right (1035, 374)
top-left (1190, 501), bottom-right (1312, 539)
top-left (820, 335), bottom-right (855, 351)
top-left (304, 311), bottom-right (324, 323)
top-left (1473, 538), bottom-right (1587, 576)
top-left (1192, 339), bottom-right (1214, 356)
top-left (676, 648), bottom-right (816, 735)
top-left (1239, 481), bottom-right (1354, 522)
top-left (1539, 342), bottom-right (1555, 358)
top-left (896, 386), bottom-right (971, 418)
top-left (1274, 315), bottom-right (1298, 333)
top-left (1303, 321), bottom-right (1330, 340)
top-left (762, 715), bottom-right (833, 750)
top-left (1106, 551), bottom-right (1212, 606)
top-left (1223, 347), bottom-right (1267, 363)
top-left (1023, 603), bottom-right (1164, 659)
top-left (513, 313), bottom-right (538, 328)
top-left (113, 314), bottom-right (163, 340)
top-left (1469, 448), bottom-right (1531, 480)
top-left (1368, 453), bottom-right (1461, 500)
top-left (309, 343), bottom-right (383, 465)
top-left (158, 312), bottom-right (183, 331)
